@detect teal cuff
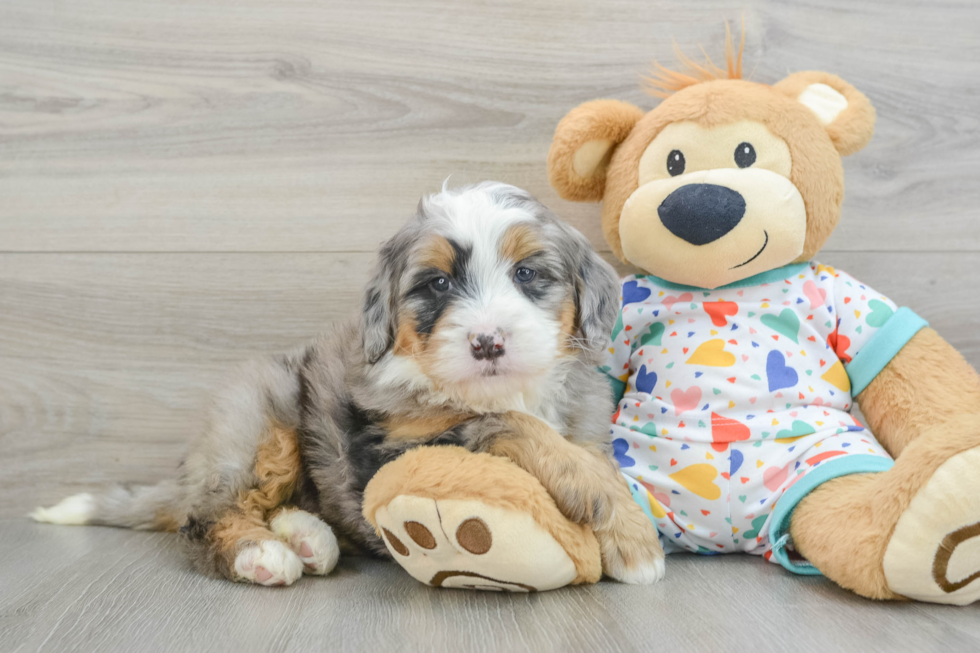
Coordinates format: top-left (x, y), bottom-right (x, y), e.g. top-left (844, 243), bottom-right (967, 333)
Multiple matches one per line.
top-left (769, 454), bottom-right (895, 575)
top-left (846, 307), bottom-right (928, 396)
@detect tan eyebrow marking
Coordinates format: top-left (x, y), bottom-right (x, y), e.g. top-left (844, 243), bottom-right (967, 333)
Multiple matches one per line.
top-left (417, 235), bottom-right (455, 274)
top-left (500, 224), bottom-right (543, 263)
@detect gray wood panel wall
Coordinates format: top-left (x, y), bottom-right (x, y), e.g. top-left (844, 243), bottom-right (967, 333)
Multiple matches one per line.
top-left (2, 0), bottom-right (979, 518)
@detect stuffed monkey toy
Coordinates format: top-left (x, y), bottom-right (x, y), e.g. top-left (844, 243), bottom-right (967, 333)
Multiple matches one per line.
top-left (547, 30), bottom-right (980, 604)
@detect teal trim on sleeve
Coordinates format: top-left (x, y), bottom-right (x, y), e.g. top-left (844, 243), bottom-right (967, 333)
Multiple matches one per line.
top-left (604, 371), bottom-right (627, 404)
top-left (846, 307), bottom-right (928, 396)
top-left (769, 454), bottom-right (895, 576)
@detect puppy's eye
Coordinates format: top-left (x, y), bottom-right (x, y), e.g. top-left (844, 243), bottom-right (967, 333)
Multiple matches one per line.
top-left (514, 267), bottom-right (536, 284)
top-left (429, 276), bottom-right (452, 293)
top-left (735, 142), bottom-right (756, 168)
top-left (667, 150), bottom-right (685, 176)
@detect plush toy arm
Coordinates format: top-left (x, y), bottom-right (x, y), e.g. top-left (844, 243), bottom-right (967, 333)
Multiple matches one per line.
top-left (857, 327), bottom-right (980, 457)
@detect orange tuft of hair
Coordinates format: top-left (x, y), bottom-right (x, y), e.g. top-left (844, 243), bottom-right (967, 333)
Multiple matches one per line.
top-left (643, 20), bottom-right (746, 98)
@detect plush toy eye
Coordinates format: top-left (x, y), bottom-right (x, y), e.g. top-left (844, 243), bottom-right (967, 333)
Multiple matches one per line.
top-left (667, 150), bottom-right (686, 176)
top-left (735, 142), bottom-right (756, 168)
top-left (429, 276), bottom-right (452, 292)
top-left (514, 267), bottom-right (536, 283)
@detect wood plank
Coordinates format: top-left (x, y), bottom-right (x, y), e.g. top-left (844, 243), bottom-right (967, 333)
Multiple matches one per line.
top-left (0, 520), bottom-right (977, 653)
top-left (0, 252), bottom-right (372, 514)
top-left (2, 251), bottom-right (979, 518)
top-left (1, 0), bottom-right (978, 253)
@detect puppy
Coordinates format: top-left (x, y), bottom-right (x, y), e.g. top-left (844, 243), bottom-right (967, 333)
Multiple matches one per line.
top-left (32, 182), bottom-right (665, 586)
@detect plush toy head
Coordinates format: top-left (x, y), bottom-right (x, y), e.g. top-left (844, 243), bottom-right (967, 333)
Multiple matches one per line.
top-left (548, 30), bottom-right (876, 289)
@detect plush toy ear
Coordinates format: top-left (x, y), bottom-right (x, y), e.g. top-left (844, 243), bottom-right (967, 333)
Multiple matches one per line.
top-left (548, 100), bottom-right (644, 202)
top-left (773, 71), bottom-right (876, 156)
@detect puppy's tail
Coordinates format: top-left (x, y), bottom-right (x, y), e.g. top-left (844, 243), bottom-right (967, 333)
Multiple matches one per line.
top-left (29, 480), bottom-right (183, 532)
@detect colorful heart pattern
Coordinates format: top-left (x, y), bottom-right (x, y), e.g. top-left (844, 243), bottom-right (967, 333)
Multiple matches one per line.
top-left (711, 412), bottom-right (750, 451)
top-left (766, 350), bottom-right (798, 392)
top-left (775, 420), bottom-right (816, 443)
top-left (608, 262), bottom-right (900, 560)
top-left (687, 339), bottom-right (736, 367)
top-left (671, 386), bottom-right (702, 416)
top-left (635, 365), bottom-right (658, 394)
top-left (703, 300), bottom-right (738, 327)
top-left (612, 438), bottom-right (635, 468)
top-left (669, 464), bottom-right (721, 500)
top-left (760, 309), bottom-right (801, 343)
top-left (636, 322), bottom-right (666, 348)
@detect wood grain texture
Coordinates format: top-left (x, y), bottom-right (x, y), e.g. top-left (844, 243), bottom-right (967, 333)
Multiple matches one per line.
top-left (0, 520), bottom-right (977, 653)
top-left (2, 0), bottom-right (980, 647)
top-left (1, 0), bottom-right (978, 253)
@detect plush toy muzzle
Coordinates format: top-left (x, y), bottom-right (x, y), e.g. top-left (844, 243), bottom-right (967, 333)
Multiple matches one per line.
top-left (620, 166), bottom-right (806, 289)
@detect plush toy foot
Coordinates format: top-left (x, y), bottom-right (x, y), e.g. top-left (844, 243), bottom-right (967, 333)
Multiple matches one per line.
top-left (791, 420), bottom-right (980, 604)
top-left (363, 446), bottom-right (601, 592)
top-left (883, 445), bottom-right (980, 605)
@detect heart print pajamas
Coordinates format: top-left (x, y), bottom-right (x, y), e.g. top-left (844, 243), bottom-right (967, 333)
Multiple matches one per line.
top-left (603, 262), bottom-right (928, 574)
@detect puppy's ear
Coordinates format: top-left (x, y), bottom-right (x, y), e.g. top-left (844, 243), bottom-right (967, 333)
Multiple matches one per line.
top-left (773, 71), bottom-right (876, 156)
top-left (548, 100), bottom-right (644, 202)
top-left (572, 239), bottom-right (620, 359)
top-left (362, 236), bottom-right (405, 364)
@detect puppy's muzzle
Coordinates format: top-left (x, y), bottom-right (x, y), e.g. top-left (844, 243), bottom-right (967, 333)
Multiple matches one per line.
top-left (469, 331), bottom-right (505, 361)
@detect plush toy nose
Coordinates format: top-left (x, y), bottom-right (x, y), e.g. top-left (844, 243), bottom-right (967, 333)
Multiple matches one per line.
top-left (658, 183), bottom-right (747, 246)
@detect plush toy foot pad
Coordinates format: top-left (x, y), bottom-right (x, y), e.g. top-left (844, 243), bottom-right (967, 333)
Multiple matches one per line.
top-left (376, 495), bottom-right (580, 592)
top-left (883, 445), bottom-right (980, 605)
top-left (364, 446), bottom-right (601, 591)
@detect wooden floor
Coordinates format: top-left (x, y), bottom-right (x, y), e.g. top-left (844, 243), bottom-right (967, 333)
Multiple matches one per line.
top-left (2, 0), bottom-right (980, 650)
top-left (3, 520), bottom-right (979, 653)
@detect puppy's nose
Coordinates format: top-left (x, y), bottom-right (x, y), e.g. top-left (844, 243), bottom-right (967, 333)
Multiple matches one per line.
top-left (469, 332), bottom-right (505, 361)
top-left (658, 183), bottom-right (746, 245)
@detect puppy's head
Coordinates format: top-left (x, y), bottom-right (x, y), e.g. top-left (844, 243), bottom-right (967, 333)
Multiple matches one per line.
top-left (362, 182), bottom-right (618, 402)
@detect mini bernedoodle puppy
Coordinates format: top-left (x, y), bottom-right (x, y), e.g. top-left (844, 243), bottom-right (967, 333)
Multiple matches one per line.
top-left (33, 182), bottom-right (665, 587)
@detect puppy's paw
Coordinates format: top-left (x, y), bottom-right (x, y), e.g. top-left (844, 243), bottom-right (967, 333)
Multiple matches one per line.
top-left (604, 548), bottom-right (666, 585)
top-left (596, 497), bottom-right (666, 585)
top-left (551, 482), bottom-right (618, 527)
top-left (534, 450), bottom-right (620, 528)
top-left (233, 540), bottom-right (303, 586)
top-left (270, 509), bottom-right (340, 576)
